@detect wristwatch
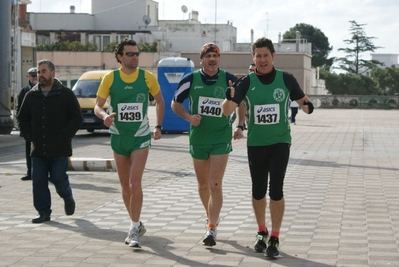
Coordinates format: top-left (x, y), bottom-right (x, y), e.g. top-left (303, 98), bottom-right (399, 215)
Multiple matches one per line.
top-left (155, 125), bottom-right (162, 130)
top-left (236, 125), bottom-right (244, 131)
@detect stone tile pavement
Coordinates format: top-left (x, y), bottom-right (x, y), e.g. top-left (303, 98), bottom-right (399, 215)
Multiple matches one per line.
top-left (0, 108), bottom-right (399, 266)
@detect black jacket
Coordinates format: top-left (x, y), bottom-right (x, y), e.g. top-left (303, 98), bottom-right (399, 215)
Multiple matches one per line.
top-left (17, 79), bottom-right (83, 158)
top-left (16, 81), bottom-right (35, 114)
top-left (16, 81), bottom-right (36, 137)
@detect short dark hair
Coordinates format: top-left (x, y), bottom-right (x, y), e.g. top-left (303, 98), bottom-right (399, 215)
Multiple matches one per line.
top-left (248, 63), bottom-right (255, 72)
top-left (37, 59), bottom-right (55, 71)
top-left (252, 37), bottom-right (275, 55)
top-left (115, 39), bottom-right (138, 63)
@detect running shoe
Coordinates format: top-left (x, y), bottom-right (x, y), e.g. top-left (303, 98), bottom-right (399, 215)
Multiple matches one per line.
top-left (128, 228), bottom-right (141, 248)
top-left (265, 236), bottom-right (279, 258)
top-left (253, 231), bottom-right (269, 252)
top-left (124, 221), bottom-right (146, 245)
top-left (203, 228), bottom-right (217, 246)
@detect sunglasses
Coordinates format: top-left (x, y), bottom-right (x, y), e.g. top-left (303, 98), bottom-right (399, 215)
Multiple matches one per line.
top-left (123, 52), bottom-right (141, 57)
top-left (30, 74), bottom-right (37, 77)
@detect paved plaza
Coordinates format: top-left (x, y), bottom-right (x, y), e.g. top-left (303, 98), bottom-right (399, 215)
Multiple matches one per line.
top-left (0, 108), bottom-right (399, 267)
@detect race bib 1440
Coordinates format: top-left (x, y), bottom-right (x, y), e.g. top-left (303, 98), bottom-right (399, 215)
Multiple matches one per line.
top-left (197, 96), bottom-right (223, 117)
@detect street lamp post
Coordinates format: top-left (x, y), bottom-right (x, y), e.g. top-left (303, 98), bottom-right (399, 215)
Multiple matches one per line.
top-left (0, 0), bottom-right (14, 134)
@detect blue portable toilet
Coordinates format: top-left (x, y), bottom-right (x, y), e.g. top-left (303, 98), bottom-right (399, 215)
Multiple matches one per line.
top-left (157, 57), bottom-right (194, 133)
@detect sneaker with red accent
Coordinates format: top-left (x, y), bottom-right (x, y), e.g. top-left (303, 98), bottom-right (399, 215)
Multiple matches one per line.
top-left (203, 228), bottom-right (217, 246)
top-left (265, 236), bottom-right (279, 258)
top-left (254, 231), bottom-right (269, 252)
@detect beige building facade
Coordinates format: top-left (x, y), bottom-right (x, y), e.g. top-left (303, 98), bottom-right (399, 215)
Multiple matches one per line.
top-left (17, 0), bottom-right (322, 96)
top-left (37, 50), bottom-right (313, 94)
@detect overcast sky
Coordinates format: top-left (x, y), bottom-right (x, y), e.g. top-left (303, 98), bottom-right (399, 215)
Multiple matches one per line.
top-left (27, 0), bottom-right (399, 61)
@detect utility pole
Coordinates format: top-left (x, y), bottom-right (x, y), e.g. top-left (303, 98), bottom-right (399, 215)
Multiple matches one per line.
top-left (0, 0), bottom-right (14, 133)
top-left (214, 0), bottom-right (217, 43)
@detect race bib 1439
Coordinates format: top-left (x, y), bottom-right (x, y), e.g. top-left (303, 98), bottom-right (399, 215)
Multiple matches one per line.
top-left (117, 103), bottom-right (143, 122)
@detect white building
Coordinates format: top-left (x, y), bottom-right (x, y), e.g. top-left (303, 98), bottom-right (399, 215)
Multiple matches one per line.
top-left (154, 10), bottom-right (236, 53)
top-left (16, 0), bottom-right (322, 95)
top-left (371, 53), bottom-right (399, 68)
top-left (28, 0), bottom-right (237, 54)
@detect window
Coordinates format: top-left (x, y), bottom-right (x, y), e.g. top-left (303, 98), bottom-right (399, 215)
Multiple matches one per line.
top-left (93, 35), bottom-right (111, 51)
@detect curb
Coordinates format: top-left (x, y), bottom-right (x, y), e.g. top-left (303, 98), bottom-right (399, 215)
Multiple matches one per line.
top-left (0, 158), bottom-right (116, 172)
top-left (68, 157), bottom-right (116, 172)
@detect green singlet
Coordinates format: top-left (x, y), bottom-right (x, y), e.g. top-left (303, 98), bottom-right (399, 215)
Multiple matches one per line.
top-left (244, 70), bottom-right (291, 146)
top-left (188, 70), bottom-right (232, 146)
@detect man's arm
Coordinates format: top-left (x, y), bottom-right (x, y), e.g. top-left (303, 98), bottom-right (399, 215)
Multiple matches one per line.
top-left (145, 71), bottom-right (165, 129)
top-left (232, 102), bottom-right (246, 140)
top-left (16, 87), bottom-right (27, 115)
top-left (222, 100), bottom-right (238, 116)
top-left (236, 102), bottom-right (246, 126)
top-left (296, 95), bottom-right (313, 114)
top-left (17, 94), bottom-right (31, 140)
top-left (94, 96), bottom-right (115, 127)
top-left (153, 91), bottom-right (165, 127)
top-left (171, 101), bottom-right (202, 126)
top-left (152, 91), bottom-right (164, 140)
top-left (222, 80), bottom-right (238, 116)
top-left (284, 72), bottom-right (314, 115)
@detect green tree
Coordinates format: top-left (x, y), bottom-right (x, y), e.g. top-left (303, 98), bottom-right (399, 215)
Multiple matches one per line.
top-left (137, 41), bottom-right (158, 52)
top-left (283, 23), bottom-right (333, 68)
top-left (321, 70), bottom-right (379, 95)
top-left (104, 42), bottom-right (118, 52)
top-left (337, 20), bottom-right (383, 74)
top-left (371, 66), bottom-right (399, 95)
top-left (36, 41), bottom-right (98, 51)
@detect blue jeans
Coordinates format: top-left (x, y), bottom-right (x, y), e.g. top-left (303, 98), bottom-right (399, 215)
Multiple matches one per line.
top-left (31, 156), bottom-right (73, 216)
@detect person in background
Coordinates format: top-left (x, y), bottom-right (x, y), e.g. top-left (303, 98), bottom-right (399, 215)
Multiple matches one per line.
top-left (290, 100), bottom-right (299, 125)
top-left (94, 39), bottom-right (165, 248)
top-left (248, 63), bottom-right (255, 72)
top-left (222, 37), bottom-right (314, 258)
top-left (229, 64), bottom-right (254, 127)
top-left (18, 59), bottom-right (83, 224)
top-left (17, 67), bottom-right (38, 181)
top-left (171, 42), bottom-right (238, 247)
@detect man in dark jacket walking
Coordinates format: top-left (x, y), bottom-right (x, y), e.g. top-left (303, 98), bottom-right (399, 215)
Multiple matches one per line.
top-left (18, 59), bottom-right (83, 223)
top-left (16, 67), bottom-right (38, 181)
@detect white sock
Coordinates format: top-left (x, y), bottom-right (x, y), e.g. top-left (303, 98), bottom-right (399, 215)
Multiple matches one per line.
top-left (130, 221), bottom-right (140, 231)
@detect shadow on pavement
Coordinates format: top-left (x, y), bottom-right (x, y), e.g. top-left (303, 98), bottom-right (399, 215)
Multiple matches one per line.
top-left (71, 182), bottom-right (120, 193)
top-left (290, 157), bottom-right (398, 172)
top-left (224, 239), bottom-right (335, 267)
top-left (49, 219), bottom-right (229, 267)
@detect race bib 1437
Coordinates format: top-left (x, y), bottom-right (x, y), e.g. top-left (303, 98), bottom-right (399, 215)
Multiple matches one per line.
top-left (254, 104), bottom-right (279, 124)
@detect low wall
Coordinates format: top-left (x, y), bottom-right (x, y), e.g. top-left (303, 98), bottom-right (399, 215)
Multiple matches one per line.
top-left (310, 95), bottom-right (399, 109)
